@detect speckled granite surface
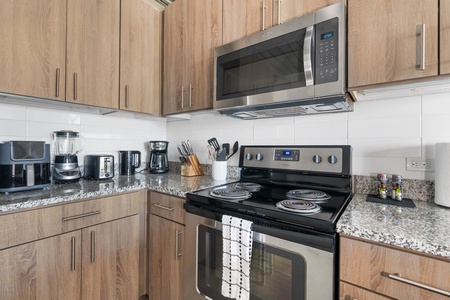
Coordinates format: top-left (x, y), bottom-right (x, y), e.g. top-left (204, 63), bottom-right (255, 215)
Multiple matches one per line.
top-left (0, 171), bottom-right (238, 213)
top-left (337, 194), bottom-right (450, 259)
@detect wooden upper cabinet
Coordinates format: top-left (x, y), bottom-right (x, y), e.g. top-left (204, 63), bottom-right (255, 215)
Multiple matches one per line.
top-left (441, 0), bottom-right (450, 75)
top-left (0, 0), bottom-right (66, 101)
top-left (162, 0), bottom-right (222, 115)
top-left (120, 0), bottom-right (162, 115)
top-left (66, 0), bottom-right (120, 109)
top-left (223, 0), bottom-right (341, 45)
top-left (348, 0), bottom-right (438, 89)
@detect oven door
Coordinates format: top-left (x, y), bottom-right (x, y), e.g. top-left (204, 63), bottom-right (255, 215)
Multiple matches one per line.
top-left (184, 211), bottom-right (336, 300)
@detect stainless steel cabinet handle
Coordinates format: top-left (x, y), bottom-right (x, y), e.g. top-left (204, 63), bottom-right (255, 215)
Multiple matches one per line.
top-left (175, 230), bottom-right (182, 260)
top-left (90, 231), bottom-right (96, 263)
top-left (189, 84), bottom-right (192, 107)
top-left (386, 272), bottom-right (450, 297)
top-left (153, 203), bottom-right (174, 212)
top-left (418, 24), bottom-right (426, 70)
top-left (55, 68), bottom-right (60, 97)
top-left (73, 72), bottom-right (77, 100)
top-left (181, 86), bottom-right (185, 109)
top-left (71, 236), bottom-right (76, 271)
top-left (62, 210), bottom-right (101, 222)
top-left (262, 1), bottom-right (266, 30)
top-left (303, 25), bottom-right (314, 86)
top-left (277, 0), bottom-right (282, 25)
top-left (125, 85), bottom-right (130, 108)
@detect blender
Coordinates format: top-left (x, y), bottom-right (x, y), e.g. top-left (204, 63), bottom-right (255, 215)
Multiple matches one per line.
top-left (53, 130), bottom-right (83, 182)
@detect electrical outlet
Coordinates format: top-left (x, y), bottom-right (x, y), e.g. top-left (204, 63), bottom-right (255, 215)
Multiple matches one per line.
top-left (406, 157), bottom-right (435, 171)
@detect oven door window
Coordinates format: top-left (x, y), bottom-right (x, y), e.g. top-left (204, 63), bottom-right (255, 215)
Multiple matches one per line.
top-left (216, 28), bottom-right (308, 101)
top-left (197, 224), bottom-right (306, 300)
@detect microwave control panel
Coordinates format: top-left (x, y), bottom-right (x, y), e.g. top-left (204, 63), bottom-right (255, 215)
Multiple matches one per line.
top-left (315, 17), bottom-right (339, 84)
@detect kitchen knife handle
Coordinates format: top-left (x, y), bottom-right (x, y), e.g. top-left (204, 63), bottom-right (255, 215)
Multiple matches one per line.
top-left (71, 236), bottom-right (76, 271)
top-left (262, 1), bottom-right (266, 30)
top-left (73, 72), bottom-right (77, 100)
top-left (55, 68), bottom-right (60, 97)
top-left (418, 24), bottom-right (426, 70)
top-left (175, 230), bottom-right (182, 260)
top-left (90, 231), bottom-right (96, 263)
top-left (386, 272), bottom-right (450, 297)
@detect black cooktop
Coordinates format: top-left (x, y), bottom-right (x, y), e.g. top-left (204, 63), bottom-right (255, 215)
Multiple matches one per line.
top-left (186, 181), bottom-right (352, 233)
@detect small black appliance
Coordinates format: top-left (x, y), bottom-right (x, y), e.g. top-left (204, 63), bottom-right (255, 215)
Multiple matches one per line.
top-left (149, 141), bottom-right (169, 174)
top-left (0, 141), bottom-right (51, 193)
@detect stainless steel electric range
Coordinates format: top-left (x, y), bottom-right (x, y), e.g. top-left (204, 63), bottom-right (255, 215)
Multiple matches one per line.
top-left (184, 145), bottom-right (352, 300)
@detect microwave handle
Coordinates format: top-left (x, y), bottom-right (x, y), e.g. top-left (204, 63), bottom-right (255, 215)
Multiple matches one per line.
top-left (303, 25), bottom-right (314, 86)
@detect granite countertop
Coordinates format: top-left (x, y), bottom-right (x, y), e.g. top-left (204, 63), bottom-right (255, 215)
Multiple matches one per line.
top-left (0, 171), bottom-right (237, 214)
top-left (337, 194), bottom-right (450, 259)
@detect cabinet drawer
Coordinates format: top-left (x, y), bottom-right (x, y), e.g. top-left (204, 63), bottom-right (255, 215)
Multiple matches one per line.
top-left (340, 235), bottom-right (450, 299)
top-left (149, 191), bottom-right (185, 224)
top-left (0, 191), bottom-right (143, 250)
top-left (340, 282), bottom-right (391, 300)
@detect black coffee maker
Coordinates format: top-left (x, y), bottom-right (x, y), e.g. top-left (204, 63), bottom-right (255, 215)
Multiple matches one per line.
top-left (149, 141), bottom-right (169, 174)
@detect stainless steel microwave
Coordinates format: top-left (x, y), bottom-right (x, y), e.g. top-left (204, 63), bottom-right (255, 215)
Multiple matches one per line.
top-left (214, 2), bottom-right (353, 119)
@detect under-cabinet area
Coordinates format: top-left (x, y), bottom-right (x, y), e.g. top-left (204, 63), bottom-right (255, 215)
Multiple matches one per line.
top-left (0, 190), bottom-right (146, 299)
top-left (340, 235), bottom-right (450, 300)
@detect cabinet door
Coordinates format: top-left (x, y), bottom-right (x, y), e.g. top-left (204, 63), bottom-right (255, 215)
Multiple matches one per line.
top-left (162, 0), bottom-right (186, 115)
top-left (185, 0), bottom-right (223, 111)
top-left (149, 215), bottom-right (184, 300)
top-left (275, 0), bottom-right (341, 26)
top-left (0, 0), bottom-right (66, 101)
top-left (120, 0), bottom-right (162, 115)
top-left (348, 0), bottom-right (438, 88)
top-left (0, 231), bottom-right (82, 299)
top-left (82, 215), bottom-right (140, 300)
top-left (441, 0), bottom-right (450, 75)
top-left (66, 0), bottom-right (120, 109)
top-left (223, 0), bottom-right (273, 44)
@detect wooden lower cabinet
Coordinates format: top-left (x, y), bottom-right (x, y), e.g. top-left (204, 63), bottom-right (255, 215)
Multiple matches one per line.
top-left (340, 235), bottom-right (450, 300)
top-left (148, 191), bottom-right (185, 300)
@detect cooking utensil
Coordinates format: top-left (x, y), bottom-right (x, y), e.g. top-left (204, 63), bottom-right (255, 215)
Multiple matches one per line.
top-left (217, 148), bottom-right (227, 161)
top-left (207, 138), bottom-right (220, 152)
top-left (227, 141), bottom-right (239, 160)
top-left (222, 143), bottom-right (230, 156)
top-left (207, 145), bottom-right (216, 161)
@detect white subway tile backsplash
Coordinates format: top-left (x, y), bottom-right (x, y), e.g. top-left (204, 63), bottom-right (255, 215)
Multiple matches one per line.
top-left (349, 116), bottom-right (420, 138)
top-left (422, 92), bottom-right (450, 115)
top-left (0, 103), bottom-right (27, 120)
top-left (349, 137), bottom-right (421, 158)
top-left (349, 95), bottom-right (421, 120)
top-left (28, 107), bottom-right (81, 124)
top-left (294, 120), bottom-right (347, 139)
top-left (422, 115), bottom-right (450, 137)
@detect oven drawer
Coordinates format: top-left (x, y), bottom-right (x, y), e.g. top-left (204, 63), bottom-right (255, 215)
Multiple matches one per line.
top-left (340, 235), bottom-right (450, 299)
top-left (149, 191), bottom-right (185, 224)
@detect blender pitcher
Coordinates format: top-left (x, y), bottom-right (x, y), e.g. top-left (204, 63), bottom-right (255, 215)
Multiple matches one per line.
top-left (52, 130), bottom-right (84, 182)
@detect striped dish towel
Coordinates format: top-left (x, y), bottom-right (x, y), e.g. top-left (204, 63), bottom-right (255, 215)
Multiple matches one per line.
top-left (221, 215), bottom-right (253, 300)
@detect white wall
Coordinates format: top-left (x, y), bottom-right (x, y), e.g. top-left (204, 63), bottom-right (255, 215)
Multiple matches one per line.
top-left (0, 101), bottom-right (166, 165)
top-left (167, 91), bottom-right (450, 180)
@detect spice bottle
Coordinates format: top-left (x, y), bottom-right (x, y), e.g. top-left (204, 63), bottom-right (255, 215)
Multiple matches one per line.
top-left (377, 173), bottom-right (388, 199)
top-left (391, 174), bottom-right (403, 201)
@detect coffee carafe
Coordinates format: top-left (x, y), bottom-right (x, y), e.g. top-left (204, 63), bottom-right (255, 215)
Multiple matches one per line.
top-left (149, 141), bottom-right (169, 174)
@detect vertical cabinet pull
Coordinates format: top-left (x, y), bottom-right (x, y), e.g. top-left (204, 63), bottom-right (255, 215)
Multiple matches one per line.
top-left (418, 24), bottom-right (426, 70)
top-left (73, 72), bottom-right (78, 100)
top-left (175, 230), bottom-right (182, 261)
top-left (181, 86), bottom-right (185, 109)
top-left (125, 85), bottom-right (130, 108)
top-left (71, 236), bottom-right (76, 272)
top-left (55, 68), bottom-right (60, 97)
top-left (262, 1), bottom-right (266, 30)
top-left (90, 231), bottom-right (96, 263)
top-left (277, 0), bottom-right (282, 25)
top-left (189, 84), bottom-right (192, 107)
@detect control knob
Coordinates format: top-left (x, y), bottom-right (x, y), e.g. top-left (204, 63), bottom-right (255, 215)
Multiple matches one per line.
top-left (312, 155), bottom-right (322, 164)
top-left (328, 155), bottom-right (338, 164)
top-left (256, 153), bottom-right (264, 161)
top-left (245, 153), bottom-right (253, 160)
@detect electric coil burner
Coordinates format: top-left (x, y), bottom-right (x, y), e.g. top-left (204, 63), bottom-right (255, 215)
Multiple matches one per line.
top-left (184, 145), bottom-right (353, 300)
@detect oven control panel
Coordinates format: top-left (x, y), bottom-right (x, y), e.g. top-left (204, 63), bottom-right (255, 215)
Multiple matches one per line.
top-left (240, 145), bottom-right (351, 175)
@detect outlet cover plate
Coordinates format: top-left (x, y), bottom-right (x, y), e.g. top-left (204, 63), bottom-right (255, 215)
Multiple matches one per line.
top-left (406, 157), bottom-right (435, 172)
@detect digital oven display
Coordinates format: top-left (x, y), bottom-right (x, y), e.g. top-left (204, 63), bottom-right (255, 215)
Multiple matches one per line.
top-left (321, 31), bottom-right (334, 40)
top-left (274, 149), bottom-right (300, 161)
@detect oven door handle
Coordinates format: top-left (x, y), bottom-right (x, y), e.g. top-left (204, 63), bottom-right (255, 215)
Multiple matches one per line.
top-left (303, 25), bottom-right (314, 86)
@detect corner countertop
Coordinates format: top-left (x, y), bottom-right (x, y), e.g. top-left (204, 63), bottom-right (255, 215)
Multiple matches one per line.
top-left (0, 172), bottom-right (237, 214)
top-left (337, 194), bottom-right (450, 259)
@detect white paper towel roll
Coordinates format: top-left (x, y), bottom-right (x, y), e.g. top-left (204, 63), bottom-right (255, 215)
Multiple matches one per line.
top-left (435, 143), bottom-right (450, 207)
